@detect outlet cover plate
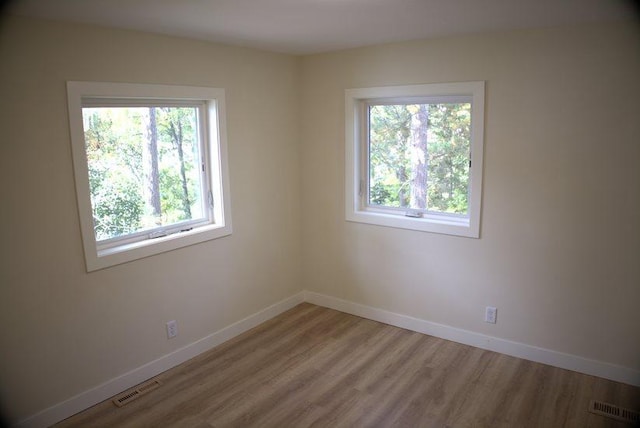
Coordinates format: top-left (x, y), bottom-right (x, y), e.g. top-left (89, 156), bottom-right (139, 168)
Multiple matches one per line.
top-left (485, 307), bottom-right (497, 324)
top-left (166, 320), bottom-right (178, 338)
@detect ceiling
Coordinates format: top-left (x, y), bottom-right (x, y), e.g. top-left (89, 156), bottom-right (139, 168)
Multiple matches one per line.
top-left (5, 0), bottom-right (637, 54)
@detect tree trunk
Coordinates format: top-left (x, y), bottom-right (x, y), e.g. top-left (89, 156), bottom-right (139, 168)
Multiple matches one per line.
top-left (398, 167), bottom-right (409, 207)
top-left (143, 107), bottom-right (162, 225)
top-left (169, 120), bottom-right (192, 218)
top-left (409, 105), bottom-right (428, 209)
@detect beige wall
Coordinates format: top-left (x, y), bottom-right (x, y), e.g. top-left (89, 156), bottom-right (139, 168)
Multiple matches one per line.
top-left (299, 24), bottom-right (640, 370)
top-left (0, 18), bottom-right (301, 421)
top-left (1, 15), bottom-right (639, 424)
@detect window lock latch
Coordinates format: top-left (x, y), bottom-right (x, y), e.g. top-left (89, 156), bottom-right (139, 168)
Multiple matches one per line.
top-left (149, 230), bottom-right (168, 239)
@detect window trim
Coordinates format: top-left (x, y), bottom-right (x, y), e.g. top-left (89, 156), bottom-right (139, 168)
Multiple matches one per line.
top-left (345, 81), bottom-right (485, 238)
top-left (67, 81), bottom-right (232, 271)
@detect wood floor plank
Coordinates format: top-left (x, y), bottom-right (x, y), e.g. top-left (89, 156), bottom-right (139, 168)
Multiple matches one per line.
top-left (55, 303), bottom-right (640, 428)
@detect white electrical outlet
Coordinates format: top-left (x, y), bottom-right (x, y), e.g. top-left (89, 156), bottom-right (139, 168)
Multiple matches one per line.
top-left (166, 320), bottom-right (178, 338)
top-left (485, 307), bottom-right (497, 324)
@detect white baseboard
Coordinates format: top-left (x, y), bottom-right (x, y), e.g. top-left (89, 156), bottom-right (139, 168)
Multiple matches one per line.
top-left (16, 292), bottom-right (305, 428)
top-left (17, 289), bottom-right (640, 427)
top-left (303, 291), bottom-right (640, 387)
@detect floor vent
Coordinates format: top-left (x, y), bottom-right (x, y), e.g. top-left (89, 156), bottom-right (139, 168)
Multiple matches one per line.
top-left (112, 379), bottom-right (162, 407)
top-left (589, 400), bottom-right (640, 425)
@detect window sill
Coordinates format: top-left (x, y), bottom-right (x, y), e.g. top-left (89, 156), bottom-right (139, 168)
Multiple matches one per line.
top-left (86, 223), bottom-right (232, 271)
top-left (346, 209), bottom-right (478, 238)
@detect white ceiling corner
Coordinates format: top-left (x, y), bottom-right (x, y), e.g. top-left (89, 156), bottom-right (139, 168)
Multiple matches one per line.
top-left (5, 0), bottom-right (637, 54)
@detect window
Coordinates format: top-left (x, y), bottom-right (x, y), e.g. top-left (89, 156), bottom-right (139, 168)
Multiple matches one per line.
top-left (67, 82), bottom-right (232, 271)
top-left (345, 82), bottom-right (484, 237)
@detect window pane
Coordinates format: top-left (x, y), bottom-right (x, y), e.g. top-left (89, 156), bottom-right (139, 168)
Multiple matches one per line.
top-left (426, 103), bottom-right (471, 214)
top-left (368, 102), bottom-right (471, 214)
top-left (81, 106), bottom-right (205, 241)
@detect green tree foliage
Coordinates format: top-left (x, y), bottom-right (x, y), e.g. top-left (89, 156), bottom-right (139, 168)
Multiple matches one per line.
top-left (369, 104), bottom-right (412, 207)
top-left (369, 102), bottom-right (471, 214)
top-left (84, 109), bottom-right (144, 239)
top-left (426, 103), bottom-right (471, 213)
top-left (82, 106), bottom-right (202, 241)
top-left (159, 107), bottom-right (198, 220)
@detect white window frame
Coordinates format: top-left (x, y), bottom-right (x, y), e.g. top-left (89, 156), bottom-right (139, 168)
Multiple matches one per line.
top-left (345, 81), bottom-right (485, 238)
top-left (67, 82), bottom-right (232, 271)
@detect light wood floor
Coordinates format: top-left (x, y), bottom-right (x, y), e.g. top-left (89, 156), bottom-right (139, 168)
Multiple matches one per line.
top-left (56, 303), bottom-right (639, 427)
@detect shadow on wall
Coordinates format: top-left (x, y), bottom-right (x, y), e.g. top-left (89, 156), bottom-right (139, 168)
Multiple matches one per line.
top-left (0, 406), bottom-right (9, 428)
